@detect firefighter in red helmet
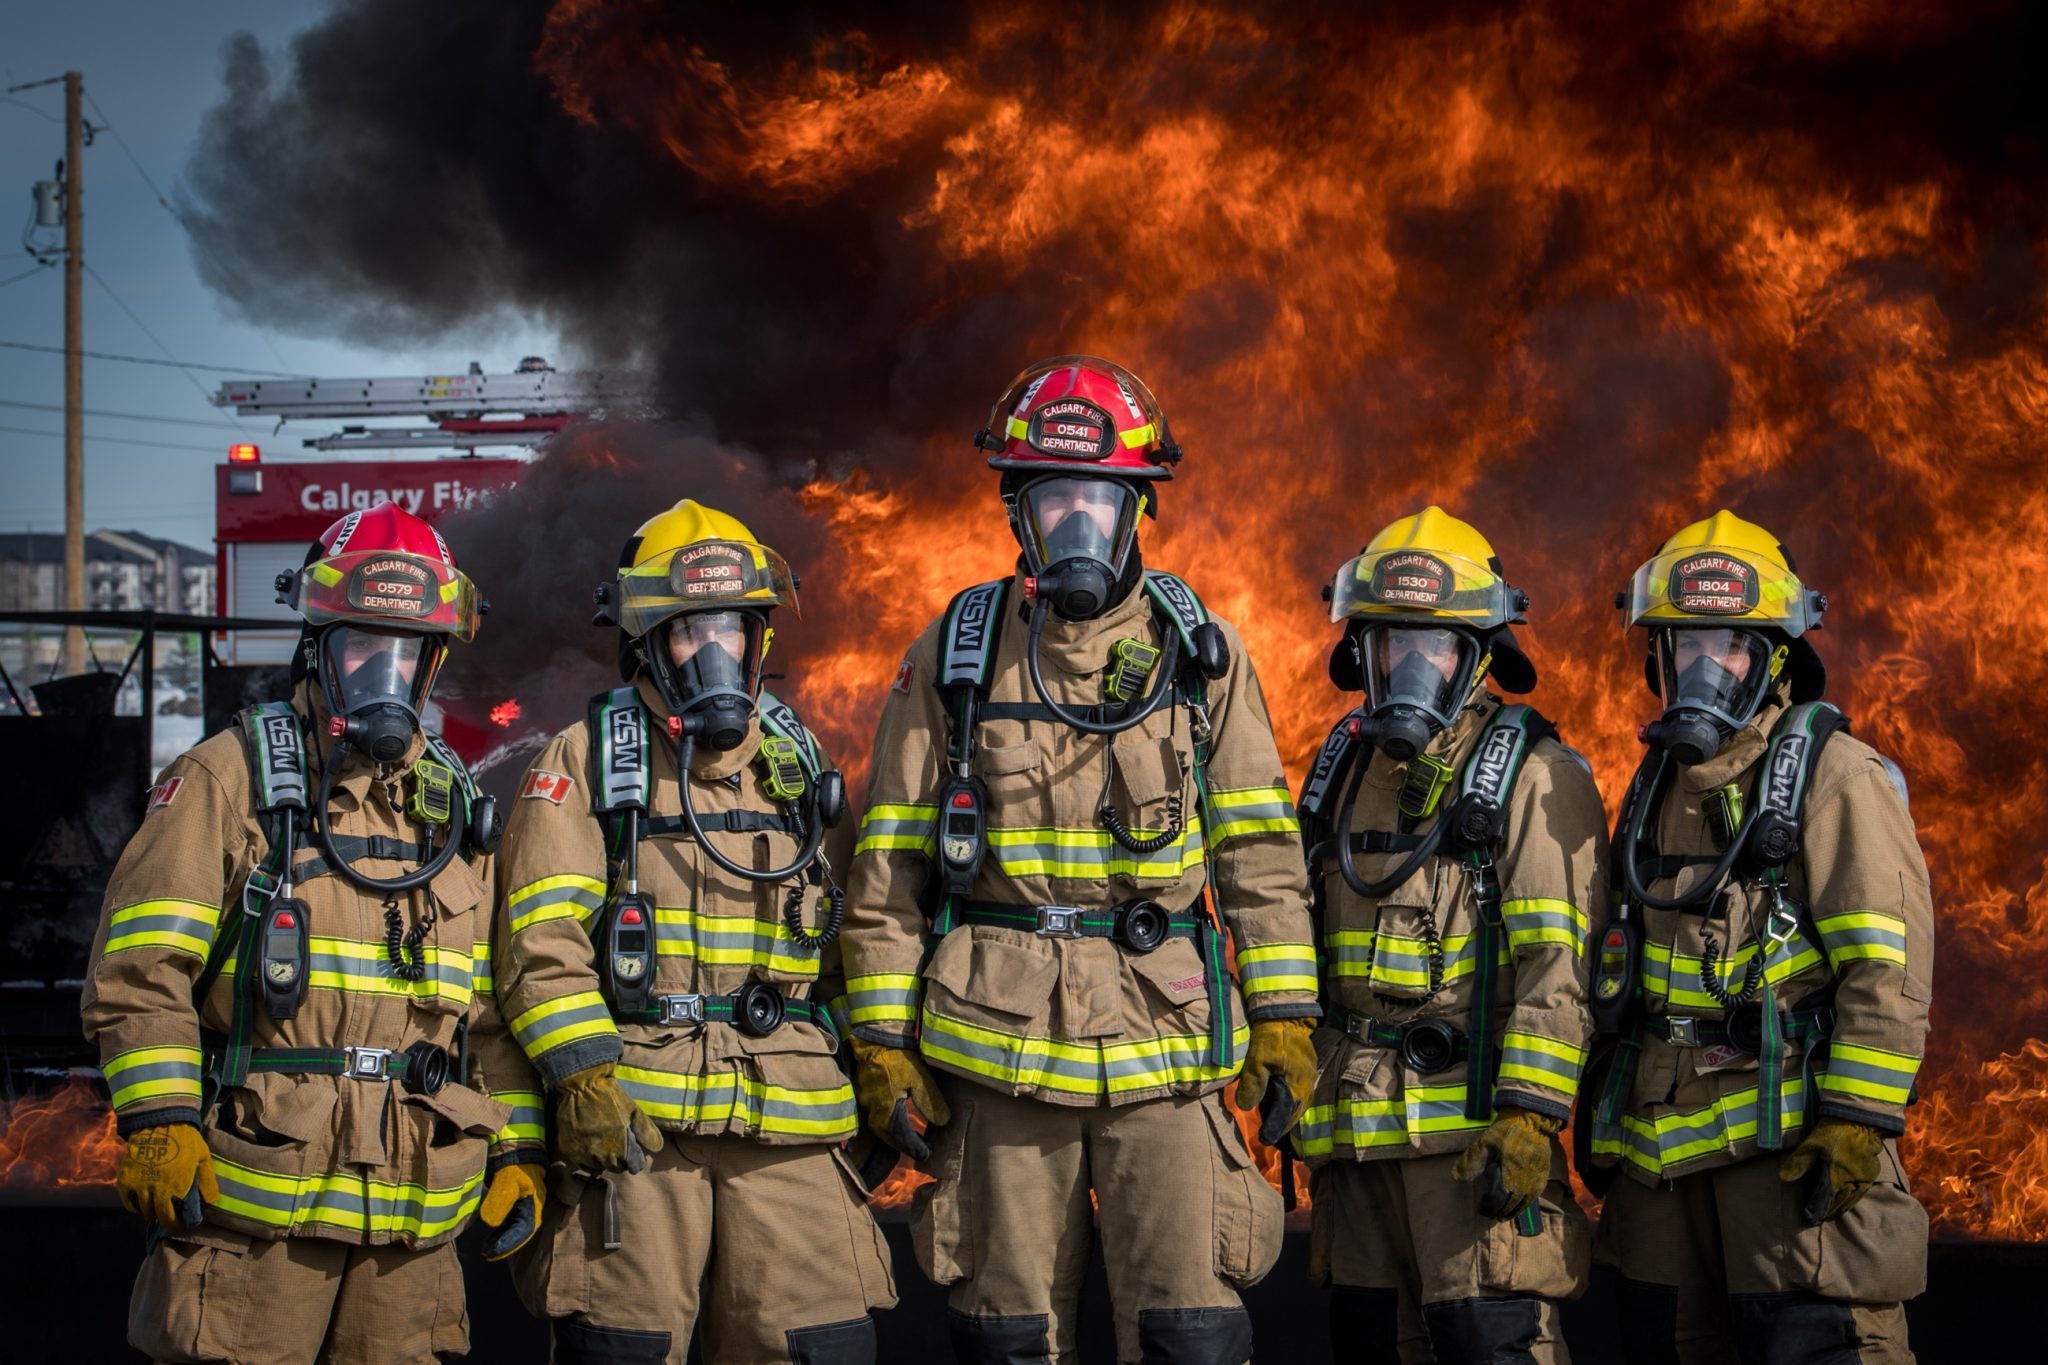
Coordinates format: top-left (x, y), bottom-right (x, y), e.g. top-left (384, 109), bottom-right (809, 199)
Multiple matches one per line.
top-left (82, 503), bottom-right (545, 1363)
top-left (841, 357), bottom-right (1320, 1364)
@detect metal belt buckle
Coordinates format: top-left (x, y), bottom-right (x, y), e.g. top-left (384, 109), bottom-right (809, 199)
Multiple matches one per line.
top-left (659, 994), bottom-right (706, 1025)
top-left (1665, 1017), bottom-right (1701, 1047)
top-left (1343, 1012), bottom-right (1372, 1042)
top-left (1036, 906), bottom-right (1084, 939)
top-left (344, 1046), bottom-right (394, 1081)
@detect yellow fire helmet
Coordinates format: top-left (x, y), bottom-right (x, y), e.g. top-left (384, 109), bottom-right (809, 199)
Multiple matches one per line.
top-left (1325, 505), bottom-right (1535, 694)
top-left (601, 499), bottom-right (799, 638)
top-left (1620, 509), bottom-right (1828, 701)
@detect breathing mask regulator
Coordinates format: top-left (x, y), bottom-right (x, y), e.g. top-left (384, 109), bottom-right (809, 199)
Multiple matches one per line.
top-left (1318, 508), bottom-right (1536, 901)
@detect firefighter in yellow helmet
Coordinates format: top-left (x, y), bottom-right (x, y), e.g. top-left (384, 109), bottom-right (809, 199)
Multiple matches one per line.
top-left (840, 357), bottom-right (1319, 1363)
top-left (495, 500), bottom-right (894, 1363)
top-left (1586, 511), bottom-right (1933, 1363)
top-left (1293, 507), bottom-right (1610, 1362)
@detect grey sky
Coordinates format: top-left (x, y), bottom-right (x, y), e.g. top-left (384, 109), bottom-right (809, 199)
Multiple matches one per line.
top-left (0, 1), bottom-right (560, 552)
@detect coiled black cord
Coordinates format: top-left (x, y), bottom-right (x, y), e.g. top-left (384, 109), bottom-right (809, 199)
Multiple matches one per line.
top-left (384, 895), bottom-right (438, 982)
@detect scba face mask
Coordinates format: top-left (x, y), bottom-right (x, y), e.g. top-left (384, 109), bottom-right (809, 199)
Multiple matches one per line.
top-left (1015, 476), bottom-right (1142, 621)
top-left (1360, 625), bottom-right (1483, 761)
top-left (650, 609), bottom-right (767, 753)
top-left (1650, 627), bottom-right (1783, 764)
top-left (320, 625), bottom-right (437, 764)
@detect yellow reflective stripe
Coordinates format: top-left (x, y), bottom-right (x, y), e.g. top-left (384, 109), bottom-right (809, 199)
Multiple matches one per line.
top-left (1818, 1041), bottom-right (1919, 1107)
top-left (309, 562), bottom-right (342, 586)
top-left (1499, 898), bottom-right (1589, 952)
top-left (846, 972), bottom-right (920, 1024)
top-left (490, 1090), bottom-right (546, 1145)
top-left (1641, 937), bottom-right (1824, 1009)
top-left (1237, 943), bottom-right (1318, 996)
top-left (510, 990), bottom-right (618, 1057)
top-left (211, 1154), bottom-right (483, 1239)
top-left (507, 874), bottom-right (607, 931)
top-left (615, 1064), bottom-right (856, 1138)
top-left (1593, 1076), bottom-right (1809, 1174)
top-left (1293, 1082), bottom-right (1491, 1156)
top-left (105, 898), bottom-right (222, 958)
top-left (988, 817), bottom-right (1206, 879)
top-left (304, 935), bottom-right (473, 1007)
top-left (1812, 910), bottom-right (1908, 969)
top-left (1006, 415), bottom-right (1031, 441)
top-left (1206, 785), bottom-right (1300, 842)
top-left (653, 907), bottom-right (823, 976)
top-left (919, 1004), bottom-right (1248, 1099)
top-left (1119, 421), bottom-right (1157, 449)
top-left (102, 1044), bottom-right (204, 1110)
top-left (471, 939), bottom-right (494, 996)
top-left (1497, 1029), bottom-right (1587, 1091)
top-left (856, 803), bottom-right (939, 857)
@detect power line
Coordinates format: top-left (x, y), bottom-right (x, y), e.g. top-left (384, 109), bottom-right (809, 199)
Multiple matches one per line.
top-left (0, 423), bottom-right (232, 454)
top-left (0, 263), bottom-right (53, 290)
top-left (83, 262), bottom-right (257, 431)
top-left (0, 339), bottom-right (307, 377)
top-left (80, 88), bottom-right (300, 377)
top-left (0, 95), bottom-right (61, 123)
top-left (0, 398), bottom-right (266, 430)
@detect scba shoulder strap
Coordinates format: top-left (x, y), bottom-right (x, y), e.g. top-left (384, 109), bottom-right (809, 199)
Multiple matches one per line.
top-left (587, 686), bottom-right (827, 829)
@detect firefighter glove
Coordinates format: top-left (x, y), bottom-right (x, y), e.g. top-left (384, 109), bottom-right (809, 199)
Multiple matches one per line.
top-left (117, 1123), bottom-right (218, 1230)
top-left (478, 1160), bottom-right (546, 1261)
top-left (553, 1062), bottom-right (665, 1174)
top-left (851, 1038), bottom-right (950, 1162)
top-left (1780, 1117), bottom-right (1885, 1225)
top-left (1235, 1018), bottom-right (1317, 1145)
top-left (1452, 1106), bottom-right (1561, 1220)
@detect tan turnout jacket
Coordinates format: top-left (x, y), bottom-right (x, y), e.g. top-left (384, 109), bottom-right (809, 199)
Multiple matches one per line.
top-left (1297, 696), bottom-right (1611, 1163)
top-left (843, 573), bottom-right (1320, 1106)
top-left (81, 683), bottom-right (540, 1249)
top-left (1593, 695), bottom-right (1934, 1184)
top-left (494, 678), bottom-right (857, 1144)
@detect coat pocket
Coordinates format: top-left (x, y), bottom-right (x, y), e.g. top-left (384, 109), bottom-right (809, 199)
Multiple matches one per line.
top-left (831, 1147), bottom-right (901, 1309)
top-left (1127, 936), bottom-right (1215, 1036)
top-left (1203, 1097), bottom-right (1283, 1288)
top-left (924, 929), bottom-right (1060, 1028)
top-left (911, 1095), bottom-right (975, 1285)
top-left (1476, 1177), bottom-right (1593, 1301)
top-left (128, 1224), bottom-right (255, 1363)
top-left (1809, 1139), bottom-right (1930, 1304)
top-left (513, 1166), bottom-right (603, 1319)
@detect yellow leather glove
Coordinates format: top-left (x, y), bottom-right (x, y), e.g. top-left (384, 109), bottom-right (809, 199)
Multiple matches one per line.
top-left (851, 1038), bottom-right (951, 1161)
top-left (1780, 1117), bottom-right (1885, 1225)
top-left (478, 1161), bottom-right (546, 1261)
top-left (1234, 1018), bottom-right (1317, 1145)
top-left (1452, 1106), bottom-right (1561, 1219)
top-left (117, 1123), bottom-right (218, 1230)
top-left (554, 1062), bottom-right (665, 1174)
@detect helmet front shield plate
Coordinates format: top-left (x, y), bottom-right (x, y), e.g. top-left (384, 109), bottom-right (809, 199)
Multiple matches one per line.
top-left (616, 538), bottom-right (798, 639)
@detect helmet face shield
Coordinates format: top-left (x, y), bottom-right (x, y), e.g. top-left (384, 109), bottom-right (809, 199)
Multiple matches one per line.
top-left (287, 550), bottom-right (481, 641)
top-left (616, 539), bottom-right (798, 639)
top-left (1625, 544), bottom-right (1821, 634)
top-left (1363, 625), bottom-right (1482, 734)
top-left (1654, 627), bottom-right (1778, 733)
top-left (1330, 546), bottom-right (1515, 630)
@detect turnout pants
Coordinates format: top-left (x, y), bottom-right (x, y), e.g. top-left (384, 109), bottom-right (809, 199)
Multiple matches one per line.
top-left (1594, 1140), bottom-right (1926, 1365)
top-left (129, 1225), bottom-right (468, 1363)
top-left (1309, 1146), bottom-right (1590, 1364)
top-left (912, 1083), bottom-right (1283, 1365)
top-left (513, 1135), bottom-right (896, 1365)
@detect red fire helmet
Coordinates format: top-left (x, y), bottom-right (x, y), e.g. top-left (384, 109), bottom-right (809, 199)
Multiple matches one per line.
top-left (976, 355), bottom-right (1182, 480)
top-left (278, 502), bottom-right (484, 641)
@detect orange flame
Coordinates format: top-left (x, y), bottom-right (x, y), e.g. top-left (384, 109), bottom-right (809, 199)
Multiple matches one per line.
top-left (0, 1077), bottom-right (122, 1191)
top-left (490, 697), bottom-right (524, 727)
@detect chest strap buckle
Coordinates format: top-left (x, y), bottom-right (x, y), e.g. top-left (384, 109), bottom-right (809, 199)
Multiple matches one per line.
top-left (658, 994), bottom-right (706, 1025)
top-left (344, 1046), bottom-right (394, 1081)
top-left (1036, 907), bottom-right (1085, 939)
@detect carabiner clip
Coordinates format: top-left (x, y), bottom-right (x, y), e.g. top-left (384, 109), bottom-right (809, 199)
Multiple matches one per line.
top-left (1762, 881), bottom-right (1800, 947)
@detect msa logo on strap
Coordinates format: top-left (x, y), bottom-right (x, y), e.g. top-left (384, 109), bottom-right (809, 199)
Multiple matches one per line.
top-left (1146, 572), bottom-right (1205, 637)
top-left (262, 714), bottom-right (303, 779)
top-left (943, 581), bottom-right (1004, 686)
top-left (1300, 710), bottom-right (1364, 815)
top-left (1764, 733), bottom-right (1808, 813)
top-left (603, 702), bottom-right (647, 811)
top-left (1467, 722), bottom-right (1522, 805)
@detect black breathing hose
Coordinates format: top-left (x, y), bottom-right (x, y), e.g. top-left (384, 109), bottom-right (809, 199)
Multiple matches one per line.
top-left (1618, 753), bottom-right (1746, 911)
top-left (313, 738), bottom-right (463, 893)
top-left (1328, 737), bottom-right (1451, 899)
top-left (675, 730), bottom-right (827, 884)
top-left (1023, 596), bottom-right (1181, 736)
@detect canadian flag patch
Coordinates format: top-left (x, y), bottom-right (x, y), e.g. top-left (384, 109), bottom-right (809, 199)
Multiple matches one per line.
top-left (891, 657), bottom-right (915, 693)
top-left (144, 777), bottom-right (183, 814)
top-left (522, 770), bottom-right (574, 804)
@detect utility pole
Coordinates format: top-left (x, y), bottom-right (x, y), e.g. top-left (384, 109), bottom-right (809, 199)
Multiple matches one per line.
top-left (61, 71), bottom-right (85, 677)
